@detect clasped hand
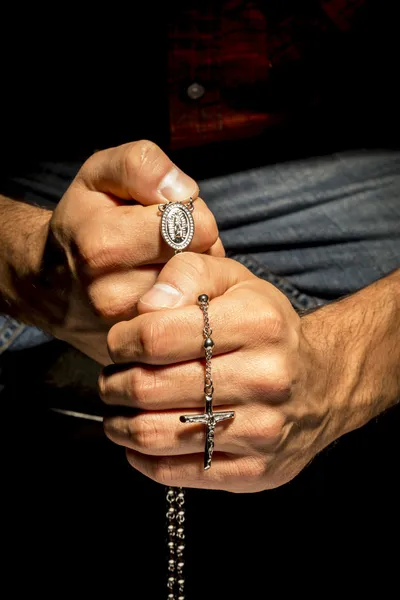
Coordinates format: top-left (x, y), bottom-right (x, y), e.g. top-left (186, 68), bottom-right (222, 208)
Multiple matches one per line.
top-left (101, 253), bottom-right (336, 492)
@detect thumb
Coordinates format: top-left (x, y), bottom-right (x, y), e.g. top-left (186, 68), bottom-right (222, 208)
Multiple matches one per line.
top-left (77, 140), bottom-right (198, 206)
top-left (137, 253), bottom-right (255, 313)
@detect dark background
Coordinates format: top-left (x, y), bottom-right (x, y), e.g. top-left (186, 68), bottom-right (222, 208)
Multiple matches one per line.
top-left (1, 3), bottom-right (399, 180)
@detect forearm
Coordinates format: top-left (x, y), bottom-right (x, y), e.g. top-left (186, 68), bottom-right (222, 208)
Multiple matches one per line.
top-left (0, 194), bottom-right (52, 324)
top-left (302, 269), bottom-right (400, 440)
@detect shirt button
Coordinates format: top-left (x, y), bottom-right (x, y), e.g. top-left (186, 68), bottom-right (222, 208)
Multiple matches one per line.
top-left (187, 82), bottom-right (205, 100)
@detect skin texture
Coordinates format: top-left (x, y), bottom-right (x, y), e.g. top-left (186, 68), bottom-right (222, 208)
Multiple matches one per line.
top-left (0, 141), bottom-right (223, 365)
top-left (102, 254), bottom-right (400, 492)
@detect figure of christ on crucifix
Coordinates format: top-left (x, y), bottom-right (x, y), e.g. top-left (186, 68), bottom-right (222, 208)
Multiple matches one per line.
top-left (180, 395), bottom-right (235, 470)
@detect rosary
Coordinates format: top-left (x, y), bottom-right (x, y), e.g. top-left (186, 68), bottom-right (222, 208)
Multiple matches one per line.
top-left (159, 198), bottom-right (235, 599)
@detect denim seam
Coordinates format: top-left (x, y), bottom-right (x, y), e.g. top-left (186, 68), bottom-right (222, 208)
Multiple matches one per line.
top-left (226, 252), bottom-right (324, 311)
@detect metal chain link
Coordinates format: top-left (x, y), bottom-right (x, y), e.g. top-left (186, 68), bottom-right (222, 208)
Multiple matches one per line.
top-left (199, 299), bottom-right (214, 396)
top-left (159, 196), bottom-right (194, 213)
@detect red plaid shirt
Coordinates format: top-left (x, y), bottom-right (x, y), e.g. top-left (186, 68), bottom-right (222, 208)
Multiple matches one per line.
top-left (168, 0), bottom-right (368, 150)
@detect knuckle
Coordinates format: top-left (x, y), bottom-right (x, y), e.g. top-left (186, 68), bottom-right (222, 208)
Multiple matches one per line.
top-left (138, 322), bottom-right (158, 360)
top-left (151, 458), bottom-right (175, 486)
top-left (170, 252), bottom-right (209, 285)
top-left (102, 418), bottom-right (114, 439)
top-left (227, 458), bottom-right (267, 493)
top-left (97, 372), bottom-right (108, 401)
top-left (247, 371), bottom-right (271, 401)
top-left (103, 417), bottom-right (123, 443)
top-left (211, 238), bottom-right (226, 258)
top-left (107, 324), bottom-right (126, 363)
top-left (92, 297), bottom-right (120, 321)
top-left (124, 140), bottom-right (160, 177)
top-left (241, 409), bottom-right (285, 451)
top-left (248, 457), bottom-right (268, 481)
top-left (251, 303), bottom-right (285, 345)
top-left (130, 368), bottom-right (157, 409)
top-left (258, 411), bottom-right (286, 447)
top-left (264, 309), bottom-right (285, 342)
top-left (269, 314), bottom-right (286, 343)
top-left (269, 371), bottom-right (292, 401)
top-left (73, 229), bottom-right (113, 276)
top-left (132, 415), bottom-right (162, 452)
top-left (76, 152), bottom-right (100, 182)
top-left (139, 317), bottom-right (174, 362)
top-left (196, 201), bottom-right (219, 249)
top-left (88, 283), bottom-right (136, 322)
top-left (249, 358), bottom-right (292, 403)
top-left (266, 358), bottom-right (293, 401)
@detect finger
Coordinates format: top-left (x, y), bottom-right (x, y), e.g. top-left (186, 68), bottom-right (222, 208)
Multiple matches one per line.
top-left (86, 266), bottom-right (160, 323)
top-left (104, 405), bottom-right (281, 460)
top-left (76, 199), bottom-right (220, 273)
top-left (124, 450), bottom-right (267, 492)
top-left (76, 140), bottom-right (199, 206)
top-left (99, 351), bottom-right (285, 409)
top-left (205, 237), bottom-right (225, 257)
top-left (104, 407), bottom-right (237, 456)
top-left (99, 354), bottom-right (241, 408)
top-left (138, 253), bottom-right (255, 314)
top-left (107, 288), bottom-right (271, 365)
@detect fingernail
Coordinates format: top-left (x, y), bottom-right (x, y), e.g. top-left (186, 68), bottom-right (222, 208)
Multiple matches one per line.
top-left (158, 166), bottom-right (197, 202)
top-left (140, 283), bottom-right (182, 308)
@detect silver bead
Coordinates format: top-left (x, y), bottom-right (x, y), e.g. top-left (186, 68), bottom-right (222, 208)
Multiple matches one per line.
top-left (177, 544), bottom-right (185, 558)
top-left (167, 577), bottom-right (176, 590)
top-left (168, 524), bottom-right (176, 537)
top-left (178, 579), bottom-right (185, 593)
top-left (178, 597), bottom-right (185, 600)
top-left (177, 561), bottom-right (184, 575)
top-left (176, 491), bottom-right (185, 506)
top-left (203, 337), bottom-right (214, 349)
top-left (176, 527), bottom-right (185, 539)
top-left (198, 294), bottom-right (208, 303)
top-left (166, 489), bottom-right (175, 503)
top-left (167, 541), bottom-right (175, 553)
top-left (176, 510), bottom-right (185, 524)
top-left (168, 559), bottom-right (176, 572)
top-left (168, 595), bottom-right (175, 600)
top-left (167, 507), bottom-right (176, 520)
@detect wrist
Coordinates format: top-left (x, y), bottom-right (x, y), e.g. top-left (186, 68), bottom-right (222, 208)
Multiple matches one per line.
top-left (301, 300), bottom-right (361, 446)
top-left (0, 196), bottom-right (53, 325)
top-left (301, 271), bottom-right (400, 446)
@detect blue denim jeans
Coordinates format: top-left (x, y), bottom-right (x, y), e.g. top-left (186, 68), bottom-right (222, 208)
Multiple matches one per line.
top-left (1, 150), bottom-right (399, 359)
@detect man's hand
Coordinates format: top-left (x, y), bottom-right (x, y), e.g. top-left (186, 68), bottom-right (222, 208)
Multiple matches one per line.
top-left (0, 141), bottom-right (222, 364)
top-left (101, 255), bottom-right (400, 492)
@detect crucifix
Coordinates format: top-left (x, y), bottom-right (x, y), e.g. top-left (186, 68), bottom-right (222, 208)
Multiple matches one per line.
top-left (180, 394), bottom-right (235, 470)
